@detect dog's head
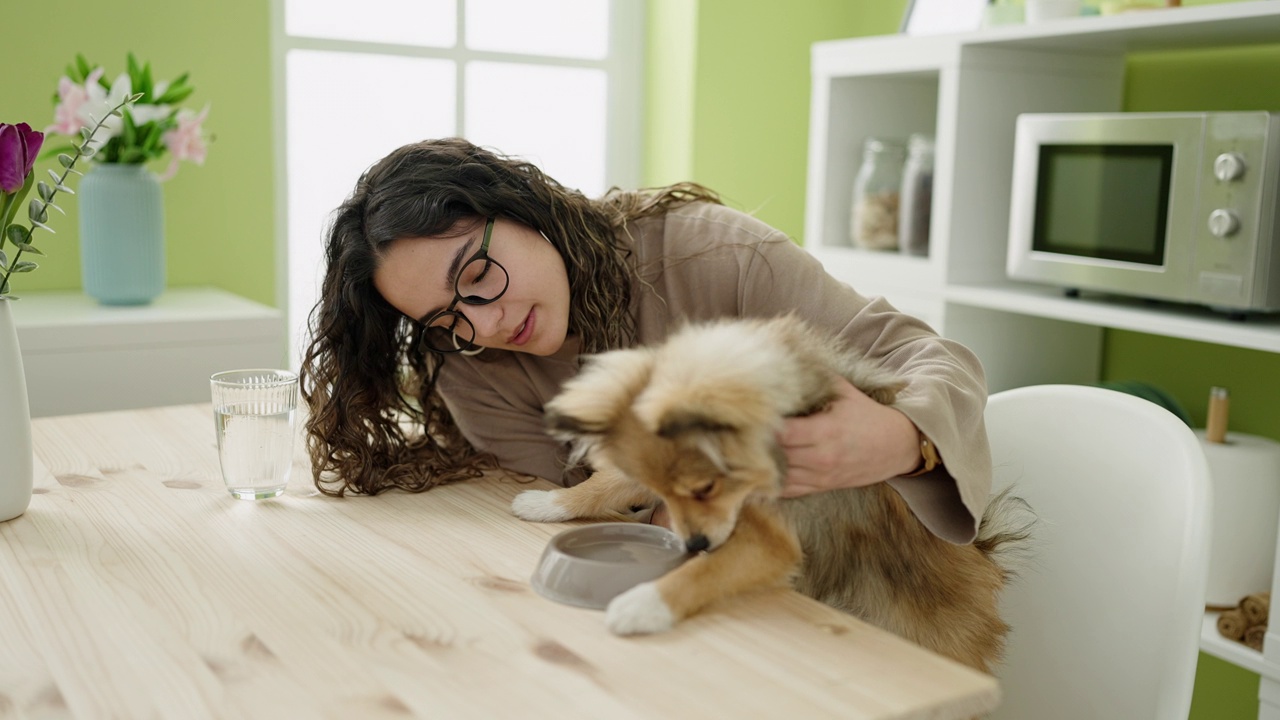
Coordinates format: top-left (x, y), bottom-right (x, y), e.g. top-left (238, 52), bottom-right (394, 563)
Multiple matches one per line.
top-left (546, 319), bottom-right (836, 553)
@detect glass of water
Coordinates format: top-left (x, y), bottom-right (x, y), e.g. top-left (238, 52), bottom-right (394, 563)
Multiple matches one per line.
top-left (210, 369), bottom-right (299, 500)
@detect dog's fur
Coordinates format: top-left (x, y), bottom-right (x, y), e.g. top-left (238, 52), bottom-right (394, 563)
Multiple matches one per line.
top-left (512, 315), bottom-right (1029, 673)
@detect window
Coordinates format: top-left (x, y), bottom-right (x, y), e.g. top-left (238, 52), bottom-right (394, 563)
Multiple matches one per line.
top-left (273, 0), bottom-right (643, 364)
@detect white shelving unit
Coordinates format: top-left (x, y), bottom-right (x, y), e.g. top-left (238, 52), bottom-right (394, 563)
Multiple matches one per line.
top-left (804, 2), bottom-right (1280, 716)
top-left (11, 287), bottom-right (285, 417)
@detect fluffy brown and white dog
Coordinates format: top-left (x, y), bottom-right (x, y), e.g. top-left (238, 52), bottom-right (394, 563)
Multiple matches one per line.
top-left (512, 315), bottom-right (1029, 673)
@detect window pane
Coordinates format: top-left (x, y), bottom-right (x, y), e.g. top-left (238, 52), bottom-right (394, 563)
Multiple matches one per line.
top-left (285, 0), bottom-right (457, 47)
top-left (285, 50), bottom-right (456, 357)
top-left (465, 62), bottom-right (606, 197)
top-left (466, 0), bottom-right (608, 59)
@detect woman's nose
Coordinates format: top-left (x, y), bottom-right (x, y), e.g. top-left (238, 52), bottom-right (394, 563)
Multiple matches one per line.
top-left (461, 302), bottom-right (504, 342)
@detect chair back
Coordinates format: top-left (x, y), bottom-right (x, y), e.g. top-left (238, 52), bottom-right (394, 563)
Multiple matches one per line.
top-left (986, 385), bottom-right (1211, 720)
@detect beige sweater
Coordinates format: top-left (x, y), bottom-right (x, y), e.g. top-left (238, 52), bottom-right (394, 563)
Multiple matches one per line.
top-left (437, 202), bottom-right (992, 544)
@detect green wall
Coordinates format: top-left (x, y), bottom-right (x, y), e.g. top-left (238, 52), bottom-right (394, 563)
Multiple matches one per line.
top-left (646, 1), bottom-right (1277, 718)
top-left (1, 0), bottom-right (275, 307)
top-left (644, 0), bottom-right (903, 238)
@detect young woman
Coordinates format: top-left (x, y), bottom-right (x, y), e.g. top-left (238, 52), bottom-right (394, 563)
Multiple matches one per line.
top-left (300, 137), bottom-right (991, 544)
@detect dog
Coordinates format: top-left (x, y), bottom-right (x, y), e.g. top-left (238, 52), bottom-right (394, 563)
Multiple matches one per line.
top-left (512, 315), bottom-right (1029, 673)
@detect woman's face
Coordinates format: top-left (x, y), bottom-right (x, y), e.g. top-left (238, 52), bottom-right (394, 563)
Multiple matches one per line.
top-left (373, 217), bottom-right (571, 357)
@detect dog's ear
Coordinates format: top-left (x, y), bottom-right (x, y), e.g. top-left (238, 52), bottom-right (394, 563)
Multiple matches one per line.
top-left (544, 347), bottom-right (655, 440)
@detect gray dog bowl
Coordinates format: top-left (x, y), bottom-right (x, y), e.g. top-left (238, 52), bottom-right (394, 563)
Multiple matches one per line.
top-left (531, 523), bottom-right (690, 610)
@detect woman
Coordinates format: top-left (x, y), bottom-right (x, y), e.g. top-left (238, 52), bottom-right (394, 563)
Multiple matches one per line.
top-left (300, 137), bottom-right (991, 544)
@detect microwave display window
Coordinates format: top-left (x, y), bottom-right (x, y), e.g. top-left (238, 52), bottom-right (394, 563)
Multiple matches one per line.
top-left (1032, 144), bottom-right (1174, 266)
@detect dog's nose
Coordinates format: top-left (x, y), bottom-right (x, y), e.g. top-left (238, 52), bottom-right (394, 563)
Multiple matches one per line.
top-left (686, 534), bottom-right (710, 554)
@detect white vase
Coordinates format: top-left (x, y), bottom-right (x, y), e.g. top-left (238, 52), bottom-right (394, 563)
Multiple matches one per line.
top-left (0, 299), bottom-right (33, 522)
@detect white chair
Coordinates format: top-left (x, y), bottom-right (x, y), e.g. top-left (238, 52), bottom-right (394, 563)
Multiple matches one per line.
top-left (985, 384), bottom-right (1212, 720)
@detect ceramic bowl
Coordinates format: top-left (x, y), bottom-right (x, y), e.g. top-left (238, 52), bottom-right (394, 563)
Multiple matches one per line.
top-left (531, 523), bottom-right (689, 610)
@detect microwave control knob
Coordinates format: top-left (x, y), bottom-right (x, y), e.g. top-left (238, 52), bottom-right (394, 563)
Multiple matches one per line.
top-left (1214, 152), bottom-right (1247, 181)
top-left (1208, 209), bottom-right (1241, 238)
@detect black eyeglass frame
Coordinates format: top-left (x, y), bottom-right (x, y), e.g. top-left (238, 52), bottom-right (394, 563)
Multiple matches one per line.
top-left (416, 217), bottom-right (509, 355)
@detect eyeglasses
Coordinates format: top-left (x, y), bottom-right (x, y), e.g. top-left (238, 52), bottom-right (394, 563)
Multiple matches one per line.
top-left (417, 217), bottom-right (510, 355)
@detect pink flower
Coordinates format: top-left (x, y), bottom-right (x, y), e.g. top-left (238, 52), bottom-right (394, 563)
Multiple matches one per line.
top-left (0, 122), bottom-right (44, 194)
top-left (158, 105), bottom-right (209, 181)
top-left (46, 68), bottom-right (104, 136)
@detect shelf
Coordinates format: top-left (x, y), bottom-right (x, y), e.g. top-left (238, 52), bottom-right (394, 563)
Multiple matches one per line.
top-left (946, 281), bottom-right (1280, 353)
top-left (813, 0), bottom-right (1280, 72)
top-left (9, 287), bottom-right (285, 417)
top-left (1203, 612), bottom-right (1277, 678)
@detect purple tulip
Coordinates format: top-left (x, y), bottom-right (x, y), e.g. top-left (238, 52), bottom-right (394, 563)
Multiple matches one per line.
top-left (0, 122), bottom-right (46, 194)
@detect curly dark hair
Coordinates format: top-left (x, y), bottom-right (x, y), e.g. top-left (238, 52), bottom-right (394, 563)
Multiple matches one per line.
top-left (299, 137), bottom-right (721, 496)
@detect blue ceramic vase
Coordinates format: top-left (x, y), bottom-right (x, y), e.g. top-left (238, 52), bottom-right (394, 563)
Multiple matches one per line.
top-left (78, 163), bottom-right (165, 305)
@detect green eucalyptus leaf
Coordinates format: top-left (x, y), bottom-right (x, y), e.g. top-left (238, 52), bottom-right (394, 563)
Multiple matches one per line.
top-left (37, 182), bottom-right (54, 202)
top-left (46, 202), bottom-right (65, 216)
top-left (80, 146), bottom-right (96, 159)
top-left (27, 199), bottom-right (48, 224)
top-left (46, 169), bottom-right (62, 184)
top-left (6, 226), bottom-right (28, 246)
top-left (29, 220), bottom-right (52, 234)
top-left (0, 250), bottom-right (8, 270)
top-left (12, 261), bottom-right (38, 273)
top-left (16, 242), bottom-right (45, 256)
top-left (55, 185), bottom-right (74, 195)
top-left (79, 127), bottom-right (93, 142)
top-left (58, 153), bottom-right (75, 168)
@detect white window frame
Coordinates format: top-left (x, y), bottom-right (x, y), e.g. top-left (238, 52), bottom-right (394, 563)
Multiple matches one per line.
top-left (269, 0), bottom-right (645, 365)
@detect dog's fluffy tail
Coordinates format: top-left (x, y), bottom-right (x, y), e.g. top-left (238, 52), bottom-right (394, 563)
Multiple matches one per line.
top-left (974, 486), bottom-right (1037, 582)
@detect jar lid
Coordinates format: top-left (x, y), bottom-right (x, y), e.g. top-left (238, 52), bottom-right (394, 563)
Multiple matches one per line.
top-left (863, 137), bottom-right (906, 154)
top-left (908, 133), bottom-right (935, 154)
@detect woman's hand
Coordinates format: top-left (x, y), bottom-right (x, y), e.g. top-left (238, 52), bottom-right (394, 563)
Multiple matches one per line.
top-left (778, 375), bottom-right (921, 498)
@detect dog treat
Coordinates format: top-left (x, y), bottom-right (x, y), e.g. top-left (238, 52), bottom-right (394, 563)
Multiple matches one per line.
top-left (1243, 591), bottom-right (1271, 626)
top-left (1217, 608), bottom-right (1247, 640)
top-left (1245, 623), bottom-right (1267, 652)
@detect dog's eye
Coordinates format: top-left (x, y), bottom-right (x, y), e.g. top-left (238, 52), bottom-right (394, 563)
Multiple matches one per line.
top-left (691, 480), bottom-right (718, 501)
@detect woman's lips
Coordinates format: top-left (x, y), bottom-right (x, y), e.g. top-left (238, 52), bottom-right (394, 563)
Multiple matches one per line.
top-left (510, 309), bottom-right (536, 346)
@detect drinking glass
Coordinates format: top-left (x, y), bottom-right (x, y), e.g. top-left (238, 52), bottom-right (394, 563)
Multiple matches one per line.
top-left (210, 369), bottom-right (299, 500)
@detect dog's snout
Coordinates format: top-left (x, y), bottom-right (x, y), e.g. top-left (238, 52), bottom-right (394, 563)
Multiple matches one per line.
top-left (686, 534), bottom-right (710, 554)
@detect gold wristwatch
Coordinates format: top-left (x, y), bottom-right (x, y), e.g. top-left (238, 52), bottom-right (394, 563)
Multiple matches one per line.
top-left (903, 432), bottom-right (941, 477)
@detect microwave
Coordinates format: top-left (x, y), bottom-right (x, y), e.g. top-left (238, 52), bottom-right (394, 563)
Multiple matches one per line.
top-left (1006, 111), bottom-right (1280, 314)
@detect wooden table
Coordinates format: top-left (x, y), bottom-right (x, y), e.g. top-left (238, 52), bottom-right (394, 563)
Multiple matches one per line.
top-left (0, 404), bottom-right (1000, 719)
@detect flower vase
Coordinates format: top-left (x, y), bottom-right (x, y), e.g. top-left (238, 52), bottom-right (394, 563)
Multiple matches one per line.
top-left (78, 163), bottom-right (166, 305)
top-left (0, 299), bottom-right (32, 522)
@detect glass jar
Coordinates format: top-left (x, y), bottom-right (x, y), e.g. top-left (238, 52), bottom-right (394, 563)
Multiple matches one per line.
top-left (849, 138), bottom-right (906, 250)
top-left (899, 133), bottom-right (935, 258)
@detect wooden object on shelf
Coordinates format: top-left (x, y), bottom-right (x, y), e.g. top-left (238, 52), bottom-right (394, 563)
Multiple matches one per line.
top-left (1207, 386), bottom-right (1230, 443)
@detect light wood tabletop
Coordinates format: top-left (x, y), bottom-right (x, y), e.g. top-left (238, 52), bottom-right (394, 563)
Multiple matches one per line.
top-left (0, 403), bottom-right (1000, 719)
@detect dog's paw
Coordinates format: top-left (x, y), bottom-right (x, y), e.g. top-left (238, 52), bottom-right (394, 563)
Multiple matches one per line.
top-left (605, 582), bottom-right (675, 636)
top-left (511, 490), bottom-right (574, 522)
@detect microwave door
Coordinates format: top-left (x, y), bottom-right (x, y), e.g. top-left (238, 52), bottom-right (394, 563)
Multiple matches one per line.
top-left (1007, 114), bottom-right (1204, 304)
